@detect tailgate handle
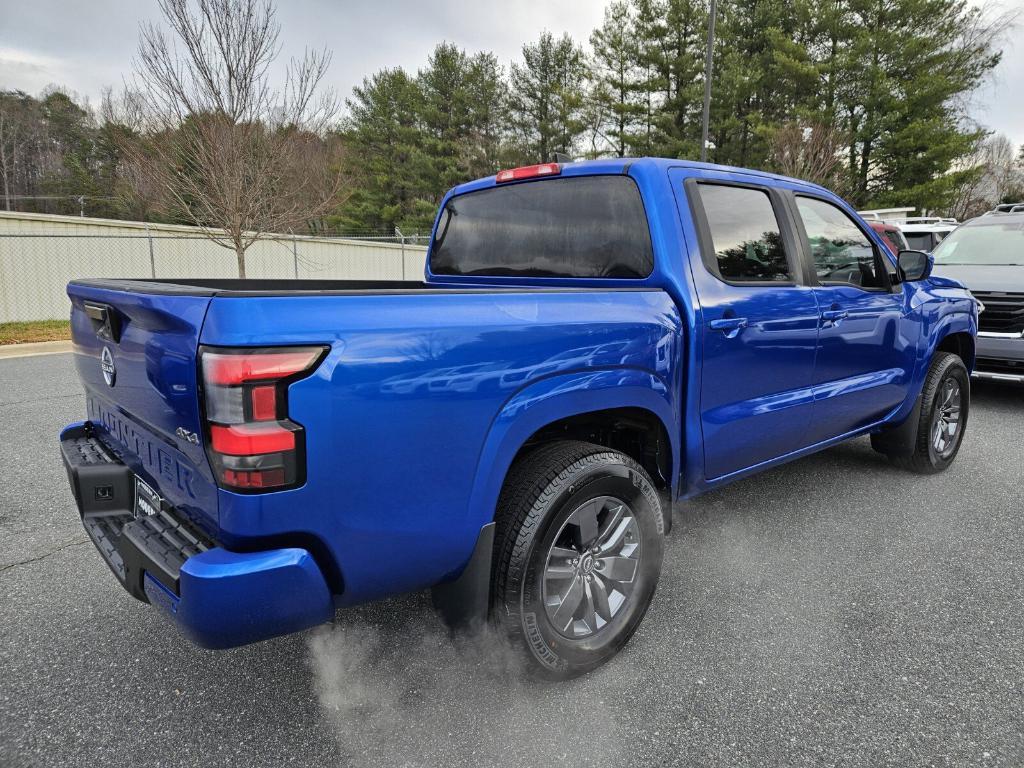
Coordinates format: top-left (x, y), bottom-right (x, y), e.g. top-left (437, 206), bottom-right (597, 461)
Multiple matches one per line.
top-left (84, 302), bottom-right (122, 343)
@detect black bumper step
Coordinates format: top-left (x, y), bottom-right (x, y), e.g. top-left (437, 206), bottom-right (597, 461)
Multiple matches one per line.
top-left (61, 423), bottom-right (215, 602)
top-left (83, 512), bottom-right (135, 583)
top-left (121, 509), bottom-right (212, 595)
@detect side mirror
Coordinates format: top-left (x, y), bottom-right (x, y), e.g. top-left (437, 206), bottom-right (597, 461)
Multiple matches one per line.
top-left (897, 250), bottom-right (933, 282)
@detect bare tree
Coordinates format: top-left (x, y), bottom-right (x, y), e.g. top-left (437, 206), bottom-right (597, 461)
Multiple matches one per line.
top-left (768, 122), bottom-right (849, 195)
top-left (0, 103), bottom-right (15, 211)
top-left (0, 92), bottom-right (39, 212)
top-left (984, 134), bottom-right (1022, 203)
top-left (947, 133), bottom-right (1024, 219)
top-left (125, 0), bottom-right (348, 277)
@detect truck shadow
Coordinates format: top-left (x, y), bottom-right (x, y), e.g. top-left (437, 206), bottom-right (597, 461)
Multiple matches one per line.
top-left (970, 378), bottom-right (1024, 406)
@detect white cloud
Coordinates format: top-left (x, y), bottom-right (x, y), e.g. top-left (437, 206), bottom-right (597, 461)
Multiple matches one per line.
top-left (0, 47), bottom-right (61, 92)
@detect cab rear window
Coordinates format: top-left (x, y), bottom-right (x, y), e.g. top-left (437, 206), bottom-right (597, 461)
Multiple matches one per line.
top-left (430, 175), bottom-right (654, 279)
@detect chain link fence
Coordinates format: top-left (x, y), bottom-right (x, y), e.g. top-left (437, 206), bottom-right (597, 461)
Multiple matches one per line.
top-left (0, 227), bottom-right (429, 322)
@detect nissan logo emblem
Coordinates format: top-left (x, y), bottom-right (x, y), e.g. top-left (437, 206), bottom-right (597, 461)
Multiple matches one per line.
top-left (101, 346), bottom-right (116, 387)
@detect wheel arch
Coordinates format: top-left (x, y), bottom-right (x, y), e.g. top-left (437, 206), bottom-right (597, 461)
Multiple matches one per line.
top-left (934, 330), bottom-right (975, 372)
top-left (466, 369), bottom-right (679, 536)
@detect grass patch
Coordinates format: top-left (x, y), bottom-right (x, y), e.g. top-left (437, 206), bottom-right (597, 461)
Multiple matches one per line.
top-left (0, 320), bottom-right (72, 345)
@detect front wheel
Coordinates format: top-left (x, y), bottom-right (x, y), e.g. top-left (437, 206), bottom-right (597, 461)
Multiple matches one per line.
top-left (491, 441), bottom-right (665, 679)
top-left (873, 351), bottom-right (970, 474)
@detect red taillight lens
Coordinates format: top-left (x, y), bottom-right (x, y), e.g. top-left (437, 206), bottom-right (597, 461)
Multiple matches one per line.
top-left (199, 345), bottom-right (326, 492)
top-left (249, 385), bottom-right (277, 421)
top-left (495, 162), bottom-right (561, 183)
top-left (202, 348), bottom-right (324, 385)
top-left (222, 467), bottom-right (287, 489)
top-left (210, 423), bottom-right (297, 454)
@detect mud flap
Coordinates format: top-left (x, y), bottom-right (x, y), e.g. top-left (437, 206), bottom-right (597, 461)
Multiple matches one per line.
top-left (871, 393), bottom-right (924, 457)
top-left (431, 522), bottom-right (495, 632)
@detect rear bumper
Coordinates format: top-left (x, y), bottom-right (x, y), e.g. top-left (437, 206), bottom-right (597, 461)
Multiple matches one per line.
top-left (60, 422), bottom-right (334, 648)
top-left (974, 335), bottom-right (1024, 383)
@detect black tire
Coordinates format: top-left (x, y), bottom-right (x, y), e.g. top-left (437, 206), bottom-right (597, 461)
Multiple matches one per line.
top-left (873, 351), bottom-right (970, 474)
top-left (491, 440), bottom-right (665, 679)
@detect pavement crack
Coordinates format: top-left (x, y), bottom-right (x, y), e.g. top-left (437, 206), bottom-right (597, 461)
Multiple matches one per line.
top-left (0, 537), bottom-right (91, 576)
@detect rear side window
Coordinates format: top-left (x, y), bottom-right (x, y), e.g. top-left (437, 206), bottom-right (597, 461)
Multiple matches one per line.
top-left (430, 176), bottom-right (653, 278)
top-left (696, 184), bottom-right (792, 282)
top-left (797, 197), bottom-right (886, 289)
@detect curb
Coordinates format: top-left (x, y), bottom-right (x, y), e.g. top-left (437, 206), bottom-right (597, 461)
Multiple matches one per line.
top-left (0, 340), bottom-right (74, 359)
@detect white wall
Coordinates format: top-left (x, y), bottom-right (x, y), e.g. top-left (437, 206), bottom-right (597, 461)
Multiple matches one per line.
top-left (0, 212), bottom-right (428, 322)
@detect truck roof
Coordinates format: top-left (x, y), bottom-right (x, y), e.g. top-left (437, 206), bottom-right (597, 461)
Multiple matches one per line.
top-left (449, 157), bottom-right (832, 198)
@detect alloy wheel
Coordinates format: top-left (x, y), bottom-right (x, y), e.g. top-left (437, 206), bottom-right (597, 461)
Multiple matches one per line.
top-left (542, 496), bottom-right (642, 639)
top-left (931, 377), bottom-right (962, 459)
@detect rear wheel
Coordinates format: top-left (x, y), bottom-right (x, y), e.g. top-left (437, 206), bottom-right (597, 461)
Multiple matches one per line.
top-left (873, 351), bottom-right (970, 474)
top-left (491, 441), bottom-right (665, 679)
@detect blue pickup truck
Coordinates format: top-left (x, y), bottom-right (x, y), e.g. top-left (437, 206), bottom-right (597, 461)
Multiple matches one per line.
top-left (60, 158), bottom-right (978, 678)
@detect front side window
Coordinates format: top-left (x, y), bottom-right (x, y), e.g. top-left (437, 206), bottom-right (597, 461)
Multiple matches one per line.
top-left (696, 184), bottom-right (792, 282)
top-left (797, 197), bottom-right (886, 289)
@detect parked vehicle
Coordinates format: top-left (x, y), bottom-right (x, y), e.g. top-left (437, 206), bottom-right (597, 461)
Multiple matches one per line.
top-left (932, 210), bottom-right (1024, 382)
top-left (984, 202), bottom-right (1024, 215)
top-left (60, 158), bottom-right (978, 678)
top-left (868, 220), bottom-right (910, 256)
top-left (899, 216), bottom-right (959, 252)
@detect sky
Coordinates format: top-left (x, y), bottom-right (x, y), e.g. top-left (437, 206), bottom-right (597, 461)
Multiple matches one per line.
top-left (0, 0), bottom-right (1022, 147)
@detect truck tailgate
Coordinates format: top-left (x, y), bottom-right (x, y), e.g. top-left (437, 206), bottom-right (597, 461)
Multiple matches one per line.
top-left (67, 281), bottom-right (219, 534)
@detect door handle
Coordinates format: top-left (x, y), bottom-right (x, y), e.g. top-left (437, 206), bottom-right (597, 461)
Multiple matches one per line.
top-left (709, 317), bottom-right (748, 339)
top-left (821, 309), bottom-right (849, 325)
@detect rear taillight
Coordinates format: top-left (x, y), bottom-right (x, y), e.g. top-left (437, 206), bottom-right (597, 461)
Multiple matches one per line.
top-left (199, 345), bottom-right (326, 492)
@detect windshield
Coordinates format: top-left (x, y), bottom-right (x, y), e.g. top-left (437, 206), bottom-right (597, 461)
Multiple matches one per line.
top-left (430, 175), bottom-right (654, 278)
top-left (932, 219), bottom-right (1024, 265)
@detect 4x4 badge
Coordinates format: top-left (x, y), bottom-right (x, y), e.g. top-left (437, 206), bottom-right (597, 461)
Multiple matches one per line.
top-left (100, 346), bottom-right (116, 387)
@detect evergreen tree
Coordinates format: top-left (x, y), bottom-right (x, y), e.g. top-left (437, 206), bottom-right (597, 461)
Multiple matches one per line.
top-left (337, 68), bottom-right (429, 232)
top-left (588, 1), bottom-right (645, 157)
top-left (508, 31), bottom-right (587, 162)
top-left (417, 45), bottom-right (509, 190)
top-left (461, 52), bottom-right (509, 179)
top-left (418, 43), bottom-right (475, 198)
top-left (632, 0), bottom-right (707, 158)
top-left (848, 0), bottom-right (1002, 211)
top-left (709, 0), bottom-right (802, 168)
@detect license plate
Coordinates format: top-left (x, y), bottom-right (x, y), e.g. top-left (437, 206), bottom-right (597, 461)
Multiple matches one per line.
top-left (134, 477), bottom-right (161, 519)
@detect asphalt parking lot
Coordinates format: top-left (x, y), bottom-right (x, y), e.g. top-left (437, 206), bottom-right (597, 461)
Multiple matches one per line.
top-left (1, 352), bottom-right (1022, 767)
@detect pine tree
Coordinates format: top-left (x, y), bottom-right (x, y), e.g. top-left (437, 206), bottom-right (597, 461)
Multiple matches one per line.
top-left (418, 43), bottom-right (475, 198)
top-left (338, 68), bottom-right (429, 232)
top-left (461, 52), bottom-right (509, 179)
top-left (851, 0), bottom-right (1002, 211)
top-left (632, 0), bottom-right (708, 159)
top-left (710, 0), bottom-right (803, 168)
top-left (508, 31), bottom-right (587, 162)
top-left (588, 1), bottom-right (645, 157)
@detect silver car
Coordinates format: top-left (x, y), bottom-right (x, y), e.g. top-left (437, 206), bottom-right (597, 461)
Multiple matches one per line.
top-left (932, 211), bottom-right (1024, 383)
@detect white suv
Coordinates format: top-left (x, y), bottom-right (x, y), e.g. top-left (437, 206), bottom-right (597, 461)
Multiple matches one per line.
top-left (898, 217), bottom-right (959, 252)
